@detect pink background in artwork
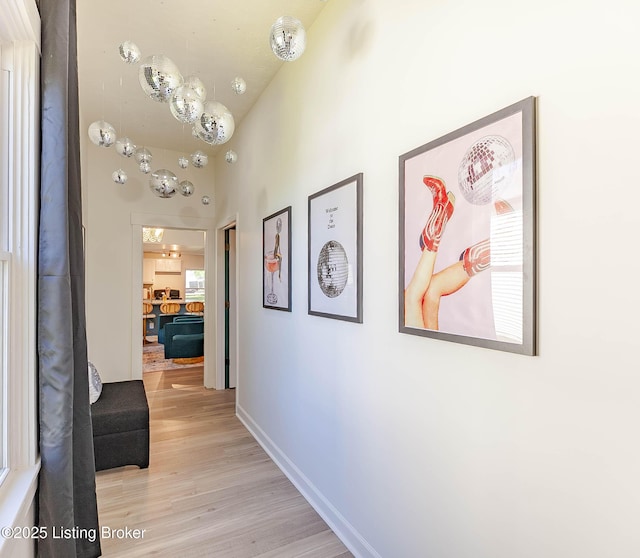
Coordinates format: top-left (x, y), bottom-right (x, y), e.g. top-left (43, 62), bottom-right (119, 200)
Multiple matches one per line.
top-left (403, 112), bottom-right (524, 341)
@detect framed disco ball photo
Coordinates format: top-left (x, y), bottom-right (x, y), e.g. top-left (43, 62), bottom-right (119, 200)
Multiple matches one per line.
top-left (263, 206), bottom-right (292, 311)
top-left (308, 173), bottom-right (363, 323)
top-left (399, 97), bottom-right (536, 355)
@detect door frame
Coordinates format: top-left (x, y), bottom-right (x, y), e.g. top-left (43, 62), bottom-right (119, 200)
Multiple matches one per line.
top-left (130, 212), bottom-right (216, 387)
top-left (216, 214), bottom-right (239, 392)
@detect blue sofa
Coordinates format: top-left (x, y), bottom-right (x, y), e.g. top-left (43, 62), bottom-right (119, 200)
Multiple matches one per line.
top-left (163, 319), bottom-right (204, 359)
top-left (158, 315), bottom-right (203, 344)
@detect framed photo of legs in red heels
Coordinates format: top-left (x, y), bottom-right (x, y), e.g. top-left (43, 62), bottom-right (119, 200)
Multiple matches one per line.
top-left (399, 97), bottom-right (536, 355)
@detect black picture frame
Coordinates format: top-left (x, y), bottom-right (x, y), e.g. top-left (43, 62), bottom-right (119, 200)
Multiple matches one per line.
top-left (263, 206), bottom-right (292, 311)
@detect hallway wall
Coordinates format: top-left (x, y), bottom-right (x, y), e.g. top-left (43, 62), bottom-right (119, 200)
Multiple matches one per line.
top-left (214, 0), bottom-right (640, 556)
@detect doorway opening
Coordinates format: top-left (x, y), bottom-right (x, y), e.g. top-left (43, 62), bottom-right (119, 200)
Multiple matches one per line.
top-left (142, 227), bottom-right (206, 378)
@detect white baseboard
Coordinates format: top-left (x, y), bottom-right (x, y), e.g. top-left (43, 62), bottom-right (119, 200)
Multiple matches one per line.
top-left (236, 404), bottom-right (381, 558)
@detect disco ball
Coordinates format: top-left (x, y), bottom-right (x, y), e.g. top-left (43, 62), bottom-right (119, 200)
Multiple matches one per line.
top-left (134, 147), bottom-right (152, 164)
top-left (112, 169), bottom-right (127, 184)
top-left (201, 195), bottom-right (211, 205)
top-left (115, 137), bottom-right (136, 157)
top-left (269, 16), bottom-right (306, 61)
top-left (118, 41), bottom-right (141, 64)
top-left (191, 150), bottom-right (208, 168)
top-left (317, 240), bottom-right (349, 298)
top-left (179, 180), bottom-right (194, 197)
top-left (231, 76), bottom-right (246, 95)
top-left (138, 55), bottom-right (183, 102)
top-left (194, 101), bottom-right (235, 145)
top-left (225, 150), bottom-right (237, 164)
top-left (169, 85), bottom-right (204, 124)
top-left (149, 169), bottom-right (178, 198)
top-left (139, 161), bottom-right (151, 174)
top-left (184, 75), bottom-right (207, 101)
top-left (178, 156), bottom-right (189, 169)
top-left (458, 135), bottom-right (516, 205)
top-left (88, 120), bottom-right (116, 147)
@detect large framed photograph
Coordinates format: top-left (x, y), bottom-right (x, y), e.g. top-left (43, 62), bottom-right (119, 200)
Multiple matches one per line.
top-left (308, 173), bottom-right (363, 323)
top-left (263, 206), bottom-right (292, 311)
top-left (399, 97), bottom-right (536, 355)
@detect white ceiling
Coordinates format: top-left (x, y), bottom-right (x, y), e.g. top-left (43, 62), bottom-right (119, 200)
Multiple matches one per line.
top-left (76, 0), bottom-right (328, 158)
top-left (76, 0), bottom-right (328, 254)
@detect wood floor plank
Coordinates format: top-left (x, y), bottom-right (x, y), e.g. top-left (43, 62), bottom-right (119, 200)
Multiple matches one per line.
top-left (95, 367), bottom-right (352, 558)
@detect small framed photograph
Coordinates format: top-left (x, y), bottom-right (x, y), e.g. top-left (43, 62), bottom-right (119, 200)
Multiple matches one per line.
top-left (308, 173), bottom-right (363, 323)
top-left (399, 97), bottom-right (536, 355)
top-left (263, 206), bottom-right (292, 311)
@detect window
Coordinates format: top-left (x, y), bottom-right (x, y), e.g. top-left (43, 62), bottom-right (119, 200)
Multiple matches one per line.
top-left (185, 268), bottom-right (205, 301)
top-left (0, 3), bottom-right (40, 552)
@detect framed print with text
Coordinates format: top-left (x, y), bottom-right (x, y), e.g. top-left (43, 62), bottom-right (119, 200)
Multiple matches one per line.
top-left (308, 173), bottom-right (363, 323)
top-left (263, 206), bottom-right (292, 311)
top-left (399, 97), bottom-right (536, 355)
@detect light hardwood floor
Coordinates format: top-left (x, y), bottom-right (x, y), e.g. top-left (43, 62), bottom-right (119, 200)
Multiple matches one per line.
top-left (95, 367), bottom-right (353, 558)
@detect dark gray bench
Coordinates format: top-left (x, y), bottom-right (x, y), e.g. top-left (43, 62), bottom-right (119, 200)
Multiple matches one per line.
top-left (91, 380), bottom-right (149, 471)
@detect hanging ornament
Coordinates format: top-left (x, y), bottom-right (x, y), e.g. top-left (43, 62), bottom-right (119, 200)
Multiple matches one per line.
top-left (269, 16), bottom-right (306, 61)
top-left (115, 137), bottom-right (136, 157)
top-left (139, 161), bottom-right (151, 174)
top-left (194, 101), bottom-right (235, 145)
top-left (179, 180), bottom-right (194, 197)
top-left (118, 41), bottom-right (141, 64)
top-left (184, 75), bottom-right (207, 101)
top-left (134, 146), bottom-right (153, 164)
top-left (231, 76), bottom-right (246, 95)
top-left (170, 85), bottom-right (204, 124)
top-left (191, 150), bottom-right (208, 168)
top-left (112, 169), bottom-right (127, 184)
top-left (149, 169), bottom-right (178, 198)
top-left (178, 156), bottom-right (189, 169)
top-left (88, 120), bottom-right (116, 147)
top-left (225, 150), bottom-right (237, 164)
top-left (138, 54), bottom-right (183, 102)
top-left (201, 195), bottom-right (211, 205)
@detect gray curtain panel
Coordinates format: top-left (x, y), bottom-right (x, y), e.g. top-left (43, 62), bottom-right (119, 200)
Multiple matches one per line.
top-left (37, 0), bottom-right (101, 556)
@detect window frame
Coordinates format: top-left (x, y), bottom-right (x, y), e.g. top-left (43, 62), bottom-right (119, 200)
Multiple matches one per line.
top-left (184, 267), bottom-right (206, 302)
top-left (0, 1), bottom-right (41, 555)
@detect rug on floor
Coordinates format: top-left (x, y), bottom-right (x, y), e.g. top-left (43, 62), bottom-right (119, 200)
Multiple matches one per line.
top-left (143, 339), bottom-right (204, 372)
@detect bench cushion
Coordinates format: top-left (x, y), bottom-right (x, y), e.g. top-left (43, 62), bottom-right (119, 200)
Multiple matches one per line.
top-left (91, 380), bottom-right (148, 437)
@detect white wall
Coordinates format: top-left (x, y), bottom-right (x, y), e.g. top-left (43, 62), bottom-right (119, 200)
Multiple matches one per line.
top-left (83, 139), bottom-right (215, 382)
top-left (214, 0), bottom-right (640, 556)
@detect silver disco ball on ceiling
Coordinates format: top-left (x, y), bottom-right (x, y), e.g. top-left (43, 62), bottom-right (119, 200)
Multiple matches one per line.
top-left (134, 147), bottom-right (152, 164)
top-left (191, 150), bottom-right (208, 168)
top-left (269, 16), bottom-right (306, 61)
top-left (178, 156), bottom-right (189, 169)
top-left (118, 41), bottom-right (141, 64)
top-left (170, 85), bottom-right (204, 124)
top-left (138, 54), bottom-right (183, 102)
top-left (139, 161), bottom-right (151, 174)
top-left (194, 101), bottom-right (235, 145)
top-left (88, 120), bottom-right (116, 147)
top-left (149, 169), bottom-right (178, 198)
top-left (201, 195), bottom-right (211, 205)
top-left (231, 76), bottom-right (246, 95)
top-left (225, 150), bottom-right (237, 164)
top-left (179, 180), bottom-right (194, 197)
top-left (112, 169), bottom-right (127, 184)
top-left (115, 137), bottom-right (136, 157)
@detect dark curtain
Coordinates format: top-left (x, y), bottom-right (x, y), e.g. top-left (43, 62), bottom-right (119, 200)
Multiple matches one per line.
top-left (37, 0), bottom-right (101, 556)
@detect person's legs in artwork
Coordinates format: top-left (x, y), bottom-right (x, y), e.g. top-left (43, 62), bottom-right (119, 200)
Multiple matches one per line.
top-left (405, 176), bottom-right (455, 328)
top-left (421, 199), bottom-right (513, 329)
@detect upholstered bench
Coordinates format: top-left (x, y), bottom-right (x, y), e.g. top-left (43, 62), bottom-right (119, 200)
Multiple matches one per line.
top-left (91, 380), bottom-right (149, 471)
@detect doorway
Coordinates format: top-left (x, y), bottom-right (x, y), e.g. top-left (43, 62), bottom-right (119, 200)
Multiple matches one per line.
top-left (131, 214), bottom-right (215, 388)
top-left (142, 227), bottom-right (206, 377)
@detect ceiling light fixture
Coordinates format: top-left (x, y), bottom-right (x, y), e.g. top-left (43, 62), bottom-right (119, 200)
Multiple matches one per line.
top-left (143, 227), bottom-right (164, 243)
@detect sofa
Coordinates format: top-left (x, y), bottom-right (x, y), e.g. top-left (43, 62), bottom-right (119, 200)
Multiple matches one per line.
top-left (91, 380), bottom-right (149, 471)
top-left (163, 319), bottom-right (204, 359)
top-left (158, 314), bottom-right (203, 344)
